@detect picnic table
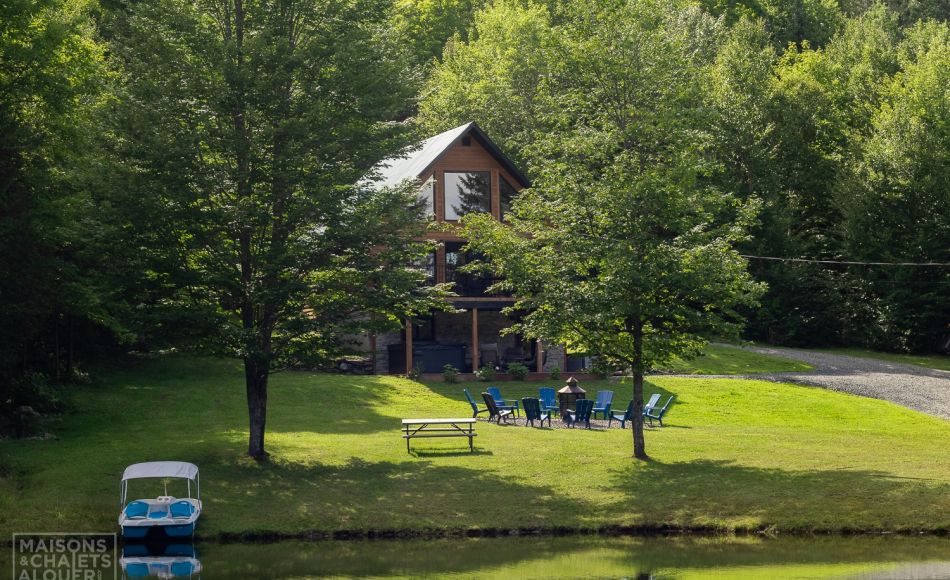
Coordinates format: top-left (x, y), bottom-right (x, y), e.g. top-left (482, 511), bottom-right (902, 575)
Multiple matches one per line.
top-left (401, 418), bottom-right (476, 453)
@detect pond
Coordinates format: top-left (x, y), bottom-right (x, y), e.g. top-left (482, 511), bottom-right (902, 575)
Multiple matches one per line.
top-left (117, 535), bottom-right (950, 579)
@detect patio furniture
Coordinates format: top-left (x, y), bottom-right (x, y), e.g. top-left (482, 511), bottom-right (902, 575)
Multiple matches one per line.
top-left (463, 388), bottom-right (490, 418)
top-left (521, 397), bottom-right (551, 427)
top-left (482, 392), bottom-right (513, 424)
top-left (539, 387), bottom-right (559, 416)
top-left (565, 398), bottom-right (594, 429)
top-left (487, 386), bottom-right (519, 417)
top-left (644, 395), bottom-right (675, 427)
top-left (401, 418), bottom-right (477, 453)
top-left (642, 393), bottom-right (661, 414)
top-left (608, 400), bottom-right (634, 428)
top-left (592, 390), bottom-right (614, 420)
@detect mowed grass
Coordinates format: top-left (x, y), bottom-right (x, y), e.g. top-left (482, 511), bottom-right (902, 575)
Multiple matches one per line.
top-left (659, 343), bottom-right (813, 374)
top-left (1, 355), bottom-right (949, 539)
top-left (812, 347), bottom-right (950, 372)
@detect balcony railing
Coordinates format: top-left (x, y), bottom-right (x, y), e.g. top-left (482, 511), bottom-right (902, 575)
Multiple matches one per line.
top-left (438, 265), bottom-right (508, 297)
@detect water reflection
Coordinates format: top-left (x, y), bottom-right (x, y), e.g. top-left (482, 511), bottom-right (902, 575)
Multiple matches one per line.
top-left (182, 535), bottom-right (950, 579)
top-left (121, 542), bottom-right (202, 579)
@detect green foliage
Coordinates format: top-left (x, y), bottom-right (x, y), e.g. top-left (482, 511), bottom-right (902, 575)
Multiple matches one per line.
top-left (548, 366), bottom-right (561, 381)
top-left (442, 363), bottom-right (460, 382)
top-left (417, 0), bottom-right (558, 168)
top-left (0, 0), bottom-right (111, 405)
top-left (102, 0), bottom-right (450, 457)
top-left (506, 362), bottom-right (529, 380)
top-left (408, 362), bottom-right (425, 381)
top-left (391, 0), bottom-right (485, 66)
top-left (460, 1), bottom-right (765, 458)
top-left (475, 364), bottom-right (495, 382)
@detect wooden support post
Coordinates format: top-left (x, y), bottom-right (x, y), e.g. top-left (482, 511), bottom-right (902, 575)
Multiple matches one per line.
top-left (405, 319), bottom-right (413, 377)
top-left (536, 340), bottom-right (543, 373)
top-left (472, 308), bottom-right (480, 372)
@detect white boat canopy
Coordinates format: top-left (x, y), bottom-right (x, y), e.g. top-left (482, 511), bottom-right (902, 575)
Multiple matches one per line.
top-left (122, 461), bottom-right (199, 482)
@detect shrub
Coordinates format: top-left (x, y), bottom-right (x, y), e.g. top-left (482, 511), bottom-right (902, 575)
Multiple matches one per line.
top-left (549, 366), bottom-right (561, 381)
top-left (408, 363), bottom-right (424, 381)
top-left (475, 364), bottom-right (495, 382)
top-left (507, 362), bottom-right (529, 381)
top-left (442, 364), bottom-right (460, 383)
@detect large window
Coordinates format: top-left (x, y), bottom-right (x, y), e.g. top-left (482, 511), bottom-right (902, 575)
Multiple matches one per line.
top-left (499, 175), bottom-right (517, 220)
top-left (415, 177), bottom-right (434, 218)
top-left (444, 171), bottom-right (491, 220)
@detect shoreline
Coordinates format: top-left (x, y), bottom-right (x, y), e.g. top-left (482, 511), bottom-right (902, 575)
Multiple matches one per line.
top-left (4, 524), bottom-right (950, 548)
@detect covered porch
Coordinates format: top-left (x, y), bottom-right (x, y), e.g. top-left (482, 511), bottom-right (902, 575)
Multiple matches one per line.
top-left (375, 300), bottom-right (567, 376)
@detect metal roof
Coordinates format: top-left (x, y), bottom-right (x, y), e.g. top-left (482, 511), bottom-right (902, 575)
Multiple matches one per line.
top-left (366, 122), bottom-right (530, 189)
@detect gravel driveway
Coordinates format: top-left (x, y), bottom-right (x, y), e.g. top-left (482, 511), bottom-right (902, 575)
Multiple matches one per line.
top-left (710, 345), bottom-right (950, 421)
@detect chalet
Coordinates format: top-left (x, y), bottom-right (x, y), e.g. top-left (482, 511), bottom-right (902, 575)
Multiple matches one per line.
top-left (364, 122), bottom-right (568, 377)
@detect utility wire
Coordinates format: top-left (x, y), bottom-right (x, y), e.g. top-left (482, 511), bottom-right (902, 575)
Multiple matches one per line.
top-left (740, 255), bottom-right (950, 267)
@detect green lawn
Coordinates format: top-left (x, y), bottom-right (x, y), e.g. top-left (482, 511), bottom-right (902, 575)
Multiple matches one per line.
top-left (658, 343), bottom-right (813, 374)
top-left (811, 347), bottom-right (950, 372)
top-left (1, 355), bottom-right (949, 539)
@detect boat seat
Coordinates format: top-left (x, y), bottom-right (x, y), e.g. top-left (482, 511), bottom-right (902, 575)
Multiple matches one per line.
top-left (124, 501), bottom-right (148, 519)
top-left (171, 562), bottom-right (195, 576)
top-left (125, 563), bottom-right (149, 578)
top-left (169, 501), bottom-right (194, 518)
top-left (148, 508), bottom-right (168, 519)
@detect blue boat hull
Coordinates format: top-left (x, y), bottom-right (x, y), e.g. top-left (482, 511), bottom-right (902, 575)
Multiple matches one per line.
top-left (122, 522), bottom-right (195, 539)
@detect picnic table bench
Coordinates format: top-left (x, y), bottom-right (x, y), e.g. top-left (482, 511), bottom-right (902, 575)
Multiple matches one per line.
top-left (401, 418), bottom-right (476, 453)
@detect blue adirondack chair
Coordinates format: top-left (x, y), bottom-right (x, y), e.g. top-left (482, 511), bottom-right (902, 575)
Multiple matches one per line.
top-left (482, 392), bottom-right (513, 423)
top-left (487, 386), bottom-right (519, 417)
top-left (608, 400), bottom-right (634, 428)
top-left (592, 390), bottom-right (614, 419)
top-left (644, 395), bottom-right (675, 427)
top-left (609, 394), bottom-right (662, 428)
top-left (522, 397), bottom-right (551, 427)
top-left (463, 388), bottom-right (489, 418)
top-left (565, 398), bottom-right (594, 429)
top-left (539, 387), bottom-right (559, 416)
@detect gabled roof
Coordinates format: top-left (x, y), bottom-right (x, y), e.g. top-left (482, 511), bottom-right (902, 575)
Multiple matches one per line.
top-left (368, 122), bottom-right (530, 189)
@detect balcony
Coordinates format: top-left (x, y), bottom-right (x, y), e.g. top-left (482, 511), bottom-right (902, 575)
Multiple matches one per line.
top-left (439, 265), bottom-right (508, 298)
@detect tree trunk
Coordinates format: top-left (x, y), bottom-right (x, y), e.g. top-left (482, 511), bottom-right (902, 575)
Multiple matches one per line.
top-left (631, 319), bottom-right (648, 460)
top-left (245, 356), bottom-right (269, 460)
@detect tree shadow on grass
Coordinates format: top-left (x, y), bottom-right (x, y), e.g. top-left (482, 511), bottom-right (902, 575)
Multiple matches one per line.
top-left (206, 456), bottom-right (598, 535)
top-left (605, 459), bottom-right (950, 531)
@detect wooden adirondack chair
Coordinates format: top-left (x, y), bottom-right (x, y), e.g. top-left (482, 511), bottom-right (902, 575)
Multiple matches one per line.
top-left (521, 397), bottom-right (551, 427)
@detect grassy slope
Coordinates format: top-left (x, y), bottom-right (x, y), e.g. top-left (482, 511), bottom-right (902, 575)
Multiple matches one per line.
top-left (659, 344), bottom-right (813, 374)
top-left (1, 355), bottom-right (949, 538)
top-left (811, 347), bottom-right (950, 372)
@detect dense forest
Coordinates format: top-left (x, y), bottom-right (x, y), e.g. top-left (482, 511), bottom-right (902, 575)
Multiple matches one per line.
top-left (2, 0), bottom-right (948, 436)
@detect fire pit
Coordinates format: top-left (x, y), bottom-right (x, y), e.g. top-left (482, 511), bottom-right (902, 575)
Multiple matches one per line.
top-left (557, 376), bottom-right (586, 415)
